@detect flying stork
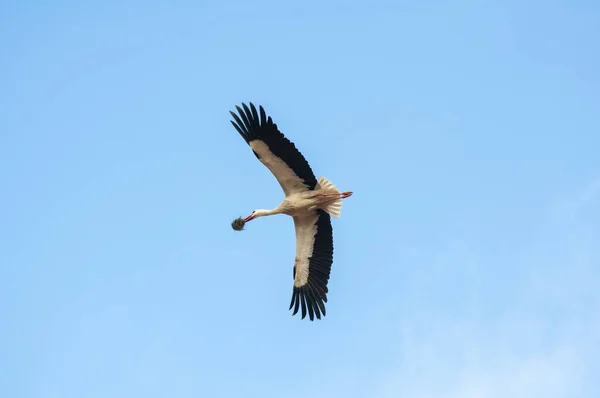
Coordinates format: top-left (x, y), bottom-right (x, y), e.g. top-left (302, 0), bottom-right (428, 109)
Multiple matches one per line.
top-left (229, 103), bottom-right (353, 321)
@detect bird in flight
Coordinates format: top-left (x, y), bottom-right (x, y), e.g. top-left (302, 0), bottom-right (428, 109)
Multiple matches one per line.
top-left (229, 102), bottom-right (353, 321)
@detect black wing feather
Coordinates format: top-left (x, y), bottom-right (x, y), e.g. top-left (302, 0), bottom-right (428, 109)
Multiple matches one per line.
top-left (289, 210), bottom-right (334, 321)
top-left (229, 102), bottom-right (318, 190)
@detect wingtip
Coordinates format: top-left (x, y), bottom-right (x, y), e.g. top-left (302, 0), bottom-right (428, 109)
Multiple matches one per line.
top-left (241, 102), bottom-right (251, 115)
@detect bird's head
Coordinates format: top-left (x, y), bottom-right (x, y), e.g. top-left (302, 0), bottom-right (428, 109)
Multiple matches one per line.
top-left (244, 209), bottom-right (269, 222)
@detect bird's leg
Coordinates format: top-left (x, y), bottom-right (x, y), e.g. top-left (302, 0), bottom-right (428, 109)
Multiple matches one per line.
top-left (314, 191), bottom-right (353, 199)
top-left (313, 191), bottom-right (353, 208)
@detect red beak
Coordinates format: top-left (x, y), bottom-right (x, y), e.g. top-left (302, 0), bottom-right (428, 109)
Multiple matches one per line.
top-left (243, 214), bottom-right (255, 222)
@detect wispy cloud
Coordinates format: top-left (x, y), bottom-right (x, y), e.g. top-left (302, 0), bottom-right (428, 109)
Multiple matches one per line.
top-left (374, 178), bottom-right (600, 398)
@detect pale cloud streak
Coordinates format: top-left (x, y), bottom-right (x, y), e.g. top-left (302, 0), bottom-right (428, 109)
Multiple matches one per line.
top-left (374, 177), bottom-right (600, 398)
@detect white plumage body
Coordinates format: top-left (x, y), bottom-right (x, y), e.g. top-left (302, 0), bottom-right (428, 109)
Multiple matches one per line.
top-left (275, 178), bottom-right (344, 217)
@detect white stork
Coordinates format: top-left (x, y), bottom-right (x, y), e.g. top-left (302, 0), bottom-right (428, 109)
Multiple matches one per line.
top-left (229, 103), bottom-right (353, 321)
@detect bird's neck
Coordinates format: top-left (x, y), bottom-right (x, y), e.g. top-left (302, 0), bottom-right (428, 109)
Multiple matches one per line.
top-left (256, 208), bottom-right (281, 217)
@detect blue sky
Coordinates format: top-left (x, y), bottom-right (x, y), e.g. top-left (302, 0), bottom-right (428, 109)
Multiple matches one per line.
top-left (1, 1), bottom-right (599, 397)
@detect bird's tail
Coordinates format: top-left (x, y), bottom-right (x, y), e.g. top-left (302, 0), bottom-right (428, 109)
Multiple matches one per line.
top-left (316, 176), bottom-right (343, 218)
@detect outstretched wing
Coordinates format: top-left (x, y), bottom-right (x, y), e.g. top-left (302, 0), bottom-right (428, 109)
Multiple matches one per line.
top-left (289, 210), bottom-right (333, 321)
top-left (230, 103), bottom-right (318, 196)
